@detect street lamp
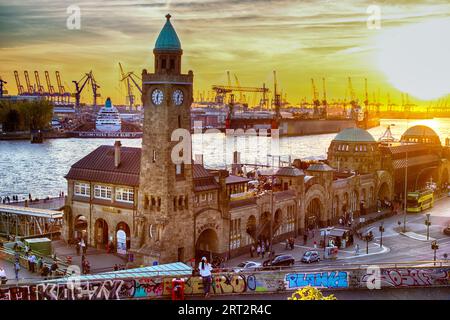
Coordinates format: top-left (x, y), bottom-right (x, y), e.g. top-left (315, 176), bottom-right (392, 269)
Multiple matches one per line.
top-left (379, 223), bottom-right (385, 248)
top-left (431, 240), bottom-right (439, 266)
top-left (425, 213), bottom-right (431, 241)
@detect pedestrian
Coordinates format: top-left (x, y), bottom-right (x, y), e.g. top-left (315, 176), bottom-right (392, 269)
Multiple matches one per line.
top-left (261, 244), bottom-right (265, 259)
top-left (303, 233), bottom-right (308, 245)
top-left (81, 239), bottom-right (87, 254)
top-left (41, 264), bottom-right (50, 279)
top-left (0, 267), bottom-right (7, 285)
top-left (198, 257), bottom-right (212, 298)
top-left (339, 217), bottom-right (343, 226)
top-left (37, 256), bottom-right (43, 273)
top-left (285, 239), bottom-right (290, 250)
top-left (29, 254), bottom-right (36, 273)
top-left (355, 243), bottom-right (360, 256)
top-left (27, 254), bottom-right (33, 271)
top-left (313, 241), bottom-right (317, 249)
top-left (250, 244), bottom-right (255, 258)
top-left (76, 242), bottom-right (81, 255)
top-left (14, 261), bottom-right (20, 281)
top-left (50, 261), bottom-right (58, 277)
top-left (256, 244), bottom-right (261, 257)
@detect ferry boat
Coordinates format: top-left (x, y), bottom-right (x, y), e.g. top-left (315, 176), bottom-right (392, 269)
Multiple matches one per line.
top-left (96, 98), bottom-right (122, 132)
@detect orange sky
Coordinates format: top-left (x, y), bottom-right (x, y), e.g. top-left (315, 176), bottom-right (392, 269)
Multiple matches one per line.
top-left (0, 0), bottom-right (449, 108)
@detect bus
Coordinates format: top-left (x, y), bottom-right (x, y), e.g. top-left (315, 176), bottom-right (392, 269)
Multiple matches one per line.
top-left (406, 189), bottom-right (434, 213)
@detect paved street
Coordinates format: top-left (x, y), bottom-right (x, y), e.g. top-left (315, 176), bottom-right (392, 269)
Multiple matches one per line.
top-left (224, 196), bottom-right (450, 269)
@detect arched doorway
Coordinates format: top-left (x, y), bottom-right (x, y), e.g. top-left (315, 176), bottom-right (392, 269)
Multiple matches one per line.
top-left (378, 182), bottom-right (390, 201)
top-left (273, 209), bottom-right (283, 236)
top-left (258, 211), bottom-right (271, 241)
top-left (196, 228), bottom-right (219, 262)
top-left (116, 222), bottom-right (131, 254)
top-left (95, 219), bottom-right (109, 249)
top-left (246, 215), bottom-right (257, 243)
top-left (74, 215), bottom-right (88, 241)
top-left (332, 195), bottom-right (339, 221)
top-left (306, 198), bottom-right (322, 230)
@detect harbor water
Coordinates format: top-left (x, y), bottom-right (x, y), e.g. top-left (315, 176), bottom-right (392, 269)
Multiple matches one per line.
top-left (1, 118), bottom-right (450, 199)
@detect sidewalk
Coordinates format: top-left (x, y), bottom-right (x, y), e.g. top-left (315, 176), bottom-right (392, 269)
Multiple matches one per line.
top-left (52, 240), bottom-right (127, 273)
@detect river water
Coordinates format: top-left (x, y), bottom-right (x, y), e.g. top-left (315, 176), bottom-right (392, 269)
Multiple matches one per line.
top-left (1, 118), bottom-right (449, 199)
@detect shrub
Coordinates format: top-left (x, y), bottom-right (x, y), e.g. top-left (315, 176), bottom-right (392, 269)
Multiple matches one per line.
top-left (288, 286), bottom-right (337, 300)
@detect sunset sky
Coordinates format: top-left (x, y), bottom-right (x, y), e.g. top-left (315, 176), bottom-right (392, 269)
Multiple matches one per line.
top-left (0, 0), bottom-right (449, 107)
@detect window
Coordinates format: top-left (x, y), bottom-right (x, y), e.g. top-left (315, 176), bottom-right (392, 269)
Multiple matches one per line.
top-left (161, 58), bottom-right (167, 69)
top-left (208, 193), bottom-right (213, 201)
top-left (94, 185), bottom-right (112, 200)
top-left (116, 187), bottom-right (134, 203)
top-left (74, 182), bottom-right (90, 197)
top-left (230, 219), bottom-right (241, 250)
top-left (170, 59), bottom-right (175, 70)
top-left (201, 193), bottom-right (207, 202)
top-left (176, 163), bottom-right (185, 179)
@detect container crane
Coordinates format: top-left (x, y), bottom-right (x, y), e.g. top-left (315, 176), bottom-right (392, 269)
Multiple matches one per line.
top-left (0, 78), bottom-right (7, 97)
top-left (14, 71), bottom-right (24, 95)
top-left (44, 71), bottom-right (56, 101)
top-left (322, 78), bottom-right (328, 107)
top-left (24, 71), bottom-right (34, 94)
top-left (34, 71), bottom-right (45, 95)
top-left (90, 72), bottom-right (101, 106)
top-left (72, 71), bottom-right (101, 107)
top-left (347, 77), bottom-right (358, 108)
top-left (55, 71), bottom-right (71, 104)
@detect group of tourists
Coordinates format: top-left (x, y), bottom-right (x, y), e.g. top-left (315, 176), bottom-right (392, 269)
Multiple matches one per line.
top-left (249, 239), bottom-right (273, 259)
top-left (0, 195), bottom-right (19, 204)
top-left (75, 238), bottom-right (87, 255)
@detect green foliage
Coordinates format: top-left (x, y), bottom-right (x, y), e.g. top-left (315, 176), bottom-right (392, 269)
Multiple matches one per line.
top-left (0, 99), bottom-right (53, 132)
top-left (288, 286), bottom-right (337, 300)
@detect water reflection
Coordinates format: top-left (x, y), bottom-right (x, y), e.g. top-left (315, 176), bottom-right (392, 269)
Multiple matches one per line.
top-left (1, 119), bottom-right (449, 199)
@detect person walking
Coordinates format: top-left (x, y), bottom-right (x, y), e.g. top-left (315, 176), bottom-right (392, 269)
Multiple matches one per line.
top-left (50, 261), bottom-right (58, 278)
top-left (0, 267), bottom-right (7, 285)
top-left (355, 243), bottom-right (360, 256)
top-left (76, 241), bottom-right (81, 256)
top-left (14, 261), bottom-right (20, 281)
top-left (313, 241), bottom-right (317, 249)
top-left (256, 244), bottom-right (261, 257)
top-left (81, 239), bottom-right (87, 255)
top-left (29, 254), bottom-right (36, 273)
top-left (199, 257), bottom-right (213, 298)
top-left (261, 243), bottom-right (265, 259)
top-left (37, 257), bottom-right (43, 273)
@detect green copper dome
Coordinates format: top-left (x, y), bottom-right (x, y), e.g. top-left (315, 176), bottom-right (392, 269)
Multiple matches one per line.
top-left (333, 128), bottom-right (376, 142)
top-left (154, 14), bottom-right (181, 51)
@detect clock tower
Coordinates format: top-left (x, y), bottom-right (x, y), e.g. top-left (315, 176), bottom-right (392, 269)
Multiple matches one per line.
top-left (132, 14), bottom-right (195, 264)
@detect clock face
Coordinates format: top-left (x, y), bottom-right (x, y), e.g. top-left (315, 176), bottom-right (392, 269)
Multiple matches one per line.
top-left (151, 89), bottom-right (164, 105)
top-left (172, 89), bottom-right (184, 106)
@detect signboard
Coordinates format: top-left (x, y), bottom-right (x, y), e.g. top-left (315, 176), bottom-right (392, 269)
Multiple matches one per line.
top-left (116, 229), bottom-right (127, 255)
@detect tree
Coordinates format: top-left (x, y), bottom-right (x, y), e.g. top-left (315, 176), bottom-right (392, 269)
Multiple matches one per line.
top-left (0, 99), bottom-right (52, 132)
top-left (288, 286), bottom-right (337, 300)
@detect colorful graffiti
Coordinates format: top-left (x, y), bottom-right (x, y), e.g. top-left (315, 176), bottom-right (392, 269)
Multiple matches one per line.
top-left (285, 271), bottom-right (349, 289)
top-left (362, 268), bottom-right (450, 288)
top-left (0, 267), bottom-right (449, 300)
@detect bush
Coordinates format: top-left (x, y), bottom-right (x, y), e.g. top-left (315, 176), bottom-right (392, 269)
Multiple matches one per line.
top-left (288, 286), bottom-right (337, 300)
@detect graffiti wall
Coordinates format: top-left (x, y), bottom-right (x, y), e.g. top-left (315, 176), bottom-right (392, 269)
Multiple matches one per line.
top-left (0, 267), bottom-right (449, 300)
top-left (361, 268), bottom-right (450, 288)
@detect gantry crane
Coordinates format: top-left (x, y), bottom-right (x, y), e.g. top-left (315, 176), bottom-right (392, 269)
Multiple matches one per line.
top-left (346, 77), bottom-right (358, 108)
top-left (44, 71), bottom-right (56, 100)
top-left (322, 78), bottom-right (328, 107)
top-left (311, 78), bottom-right (320, 108)
top-left (14, 71), bottom-right (25, 95)
top-left (118, 62), bottom-right (142, 109)
top-left (34, 71), bottom-right (45, 95)
top-left (0, 78), bottom-right (7, 97)
top-left (55, 71), bottom-right (71, 104)
top-left (72, 71), bottom-right (101, 107)
top-left (24, 71), bottom-right (34, 94)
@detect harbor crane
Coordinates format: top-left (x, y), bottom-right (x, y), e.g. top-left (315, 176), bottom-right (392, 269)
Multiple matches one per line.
top-left (211, 83), bottom-right (269, 107)
top-left (24, 71), bottom-right (34, 94)
top-left (14, 71), bottom-right (25, 95)
top-left (346, 77), bottom-right (358, 108)
top-left (0, 78), bottom-right (7, 97)
top-left (364, 78), bottom-right (369, 109)
top-left (118, 62), bottom-right (142, 109)
top-left (322, 78), bottom-right (328, 107)
top-left (72, 71), bottom-right (101, 107)
top-left (55, 71), bottom-right (71, 104)
top-left (311, 78), bottom-right (320, 108)
top-left (44, 71), bottom-right (56, 100)
top-left (34, 71), bottom-right (45, 95)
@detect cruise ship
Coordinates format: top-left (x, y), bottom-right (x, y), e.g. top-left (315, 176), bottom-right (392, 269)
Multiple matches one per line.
top-left (96, 98), bottom-right (122, 132)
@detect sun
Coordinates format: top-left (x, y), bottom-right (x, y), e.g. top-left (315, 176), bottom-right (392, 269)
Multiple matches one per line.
top-left (375, 18), bottom-right (450, 101)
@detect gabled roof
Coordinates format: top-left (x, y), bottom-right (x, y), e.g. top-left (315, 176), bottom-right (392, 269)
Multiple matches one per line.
top-left (65, 146), bottom-right (141, 186)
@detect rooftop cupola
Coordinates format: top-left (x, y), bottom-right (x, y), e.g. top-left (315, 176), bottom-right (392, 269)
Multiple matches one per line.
top-left (153, 14), bottom-right (182, 74)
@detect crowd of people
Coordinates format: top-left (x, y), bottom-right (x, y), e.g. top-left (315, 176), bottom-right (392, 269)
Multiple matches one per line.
top-left (0, 191), bottom-right (66, 205)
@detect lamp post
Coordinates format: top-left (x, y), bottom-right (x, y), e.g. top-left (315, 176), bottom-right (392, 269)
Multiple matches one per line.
top-left (431, 240), bottom-right (439, 266)
top-left (425, 213), bottom-right (431, 241)
top-left (379, 223), bottom-right (385, 248)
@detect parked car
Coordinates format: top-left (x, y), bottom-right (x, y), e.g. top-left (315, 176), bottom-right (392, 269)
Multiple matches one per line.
top-left (444, 225), bottom-right (450, 236)
top-left (263, 254), bottom-right (295, 269)
top-left (233, 261), bottom-right (262, 273)
top-left (301, 250), bottom-right (321, 264)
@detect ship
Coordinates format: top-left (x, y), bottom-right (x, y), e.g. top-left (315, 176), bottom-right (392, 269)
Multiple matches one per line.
top-left (95, 98), bottom-right (122, 132)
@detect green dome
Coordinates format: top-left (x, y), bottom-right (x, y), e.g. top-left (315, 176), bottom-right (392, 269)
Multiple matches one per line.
top-left (154, 14), bottom-right (181, 51)
top-left (333, 128), bottom-right (375, 142)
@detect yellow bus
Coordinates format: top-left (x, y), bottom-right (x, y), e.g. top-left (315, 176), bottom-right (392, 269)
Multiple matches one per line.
top-left (407, 189), bottom-right (434, 213)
